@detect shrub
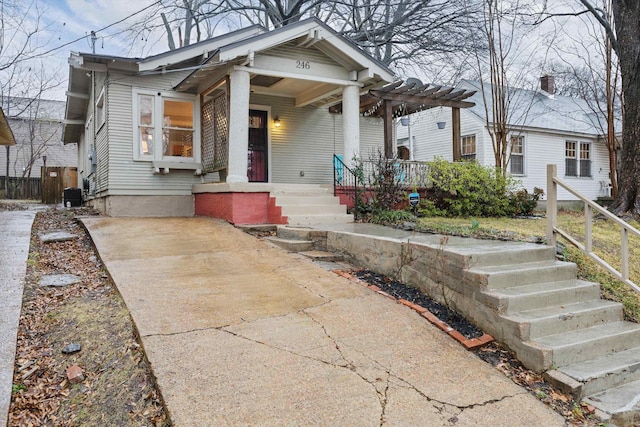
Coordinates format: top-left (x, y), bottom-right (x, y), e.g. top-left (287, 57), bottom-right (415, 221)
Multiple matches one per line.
top-left (508, 187), bottom-right (544, 216)
top-left (427, 158), bottom-right (516, 217)
top-left (372, 209), bottom-right (416, 224)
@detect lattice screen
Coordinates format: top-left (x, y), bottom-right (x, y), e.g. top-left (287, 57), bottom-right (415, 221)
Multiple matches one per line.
top-left (201, 94), bottom-right (228, 174)
top-left (213, 95), bottom-right (228, 171)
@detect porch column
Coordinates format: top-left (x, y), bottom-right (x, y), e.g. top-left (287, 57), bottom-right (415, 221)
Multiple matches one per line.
top-left (226, 69), bottom-right (250, 183)
top-left (452, 107), bottom-right (461, 161)
top-left (342, 84), bottom-right (360, 167)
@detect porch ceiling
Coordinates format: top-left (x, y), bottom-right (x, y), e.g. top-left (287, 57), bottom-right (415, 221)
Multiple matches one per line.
top-left (328, 80), bottom-right (476, 118)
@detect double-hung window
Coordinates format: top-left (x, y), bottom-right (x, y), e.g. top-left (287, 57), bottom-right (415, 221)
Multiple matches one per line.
top-left (565, 140), bottom-right (591, 177)
top-left (510, 135), bottom-right (524, 175)
top-left (133, 89), bottom-right (199, 163)
top-left (460, 135), bottom-right (476, 161)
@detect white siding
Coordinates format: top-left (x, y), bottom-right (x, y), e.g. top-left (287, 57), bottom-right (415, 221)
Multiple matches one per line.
top-left (397, 108), bottom-right (484, 163)
top-left (252, 93), bottom-right (384, 184)
top-left (402, 107), bottom-right (612, 201)
top-left (105, 71), bottom-right (202, 196)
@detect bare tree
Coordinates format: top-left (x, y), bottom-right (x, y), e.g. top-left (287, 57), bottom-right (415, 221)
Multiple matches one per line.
top-left (540, 0), bottom-right (640, 217)
top-left (128, 0), bottom-right (481, 76)
top-left (470, 0), bottom-right (551, 175)
top-left (547, 0), bottom-right (621, 198)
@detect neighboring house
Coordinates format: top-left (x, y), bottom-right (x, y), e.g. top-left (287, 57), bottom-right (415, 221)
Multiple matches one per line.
top-left (397, 77), bottom-right (618, 201)
top-left (63, 18), bottom-right (396, 219)
top-left (0, 97), bottom-right (77, 179)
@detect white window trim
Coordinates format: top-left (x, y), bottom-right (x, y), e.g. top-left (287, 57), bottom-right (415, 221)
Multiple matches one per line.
top-left (509, 133), bottom-right (526, 176)
top-left (565, 139), bottom-right (592, 179)
top-left (96, 87), bottom-right (105, 130)
top-left (132, 88), bottom-right (201, 165)
top-left (460, 134), bottom-right (476, 160)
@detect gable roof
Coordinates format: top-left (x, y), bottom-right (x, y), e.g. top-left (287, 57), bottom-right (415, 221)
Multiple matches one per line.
top-left (174, 18), bottom-right (394, 94)
top-left (460, 80), bottom-right (620, 137)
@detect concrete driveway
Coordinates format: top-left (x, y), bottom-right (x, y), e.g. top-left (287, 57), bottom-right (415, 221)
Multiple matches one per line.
top-left (82, 217), bottom-right (564, 426)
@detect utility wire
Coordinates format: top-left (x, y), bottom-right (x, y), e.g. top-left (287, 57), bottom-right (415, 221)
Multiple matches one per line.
top-left (12, 0), bottom-right (164, 64)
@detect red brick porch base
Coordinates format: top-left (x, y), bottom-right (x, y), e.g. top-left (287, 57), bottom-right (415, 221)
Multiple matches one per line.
top-left (194, 193), bottom-right (287, 225)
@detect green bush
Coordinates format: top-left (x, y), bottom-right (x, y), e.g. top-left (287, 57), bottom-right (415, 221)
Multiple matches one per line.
top-left (427, 158), bottom-right (515, 217)
top-left (425, 158), bottom-right (542, 217)
top-left (508, 187), bottom-right (544, 216)
top-left (372, 209), bottom-right (416, 224)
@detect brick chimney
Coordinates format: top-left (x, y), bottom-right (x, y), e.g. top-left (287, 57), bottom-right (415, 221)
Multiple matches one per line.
top-left (540, 75), bottom-right (554, 95)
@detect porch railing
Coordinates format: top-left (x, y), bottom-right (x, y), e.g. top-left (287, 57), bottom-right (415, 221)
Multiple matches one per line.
top-left (546, 164), bottom-right (640, 293)
top-left (333, 154), bottom-right (360, 220)
top-left (360, 159), bottom-right (430, 188)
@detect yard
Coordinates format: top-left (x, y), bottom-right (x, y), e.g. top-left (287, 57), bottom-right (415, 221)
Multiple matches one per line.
top-left (415, 212), bottom-right (640, 322)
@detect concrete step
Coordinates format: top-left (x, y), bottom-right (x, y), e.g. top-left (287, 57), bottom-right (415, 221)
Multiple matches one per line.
top-left (264, 237), bottom-right (314, 252)
top-left (286, 214), bottom-right (354, 226)
top-left (299, 250), bottom-right (344, 262)
top-left (480, 279), bottom-right (601, 314)
top-left (273, 196), bottom-right (340, 205)
top-left (270, 188), bottom-right (332, 197)
top-left (504, 300), bottom-right (623, 340)
top-left (470, 245), bottom-right (556, 268)
top-left (553, 347), bottom-right (640, 399)
top-left (279, 204), bottom-right (347, 216)
top-left (531, 321), bottom-right (640, 368)
top-left (583, 378), bottom-right (640, 426)
top-left (468, 260), bottom-right (577, 289)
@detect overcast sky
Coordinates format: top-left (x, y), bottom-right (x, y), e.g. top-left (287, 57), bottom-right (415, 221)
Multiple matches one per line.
top-left (5, 0), bottom-right (603, 101)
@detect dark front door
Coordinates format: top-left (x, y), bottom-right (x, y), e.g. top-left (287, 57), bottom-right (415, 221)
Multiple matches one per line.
top-left (248, 110), bottom-right (268, 182)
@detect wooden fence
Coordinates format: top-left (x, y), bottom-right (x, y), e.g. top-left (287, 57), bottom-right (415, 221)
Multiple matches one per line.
top-left (0, 177), bottom-right (41, 199)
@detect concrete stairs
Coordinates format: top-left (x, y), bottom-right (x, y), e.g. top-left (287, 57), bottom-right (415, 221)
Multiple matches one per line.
top-left (269, 185), bottom-right (353, 226)
top-left (467, 250), bottom-right (640, 425)
top-left (260, 222), bottom-right (640, 424)
top-left (265, 227), bottom-right (347, 268)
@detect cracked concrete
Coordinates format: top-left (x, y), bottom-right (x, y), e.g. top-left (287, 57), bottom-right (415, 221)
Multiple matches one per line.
top-left (82, 217), bottom-right (565, 426)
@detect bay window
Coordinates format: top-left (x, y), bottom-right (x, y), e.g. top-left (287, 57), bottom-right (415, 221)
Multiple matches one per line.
top-left (133, 89), bottom-right (199, 164)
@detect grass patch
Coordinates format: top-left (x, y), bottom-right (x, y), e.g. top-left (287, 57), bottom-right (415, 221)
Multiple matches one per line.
top-left (417, 212), bottom-right (640, 321)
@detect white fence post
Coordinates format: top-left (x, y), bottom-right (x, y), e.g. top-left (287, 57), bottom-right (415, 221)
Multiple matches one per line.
top-left (546, 164), bottom-right (557, 248)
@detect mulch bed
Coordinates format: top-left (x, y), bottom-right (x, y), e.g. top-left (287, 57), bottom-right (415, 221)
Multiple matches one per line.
top-left (345, 269), bottom-right (602, 425)
top-left (352, 269), bottom-right (484, 339)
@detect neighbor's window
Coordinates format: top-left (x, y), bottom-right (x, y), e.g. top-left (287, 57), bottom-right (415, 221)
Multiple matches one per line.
top-left (461, 135), bottom-right (476, 161)
top-left (510, 135), bottom-right (524, 175)
top-left (565, 140), bottom-right (591, 177)
top-left (133, 89), bottom-right (198, 162)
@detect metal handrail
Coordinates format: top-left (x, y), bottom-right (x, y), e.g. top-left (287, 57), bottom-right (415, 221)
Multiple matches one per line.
top-left (546, 164), bottom-right (640, 293)
top-left (333, 154), bottom-right (360, 220)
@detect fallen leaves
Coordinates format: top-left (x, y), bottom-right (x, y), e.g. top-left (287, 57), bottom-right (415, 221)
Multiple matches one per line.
top-left (8, 208), bottom-right (169, 426)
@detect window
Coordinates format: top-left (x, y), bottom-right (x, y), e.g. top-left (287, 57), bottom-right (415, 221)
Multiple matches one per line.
top-left (96, 88), bottom-right (105, 128)
top-left (510, 135), bottom-right (524, 175)
top-left (461, 135), bottom-right (476, 161)
top-left (565, 140), bottom-right (591, 177)
top-left (133, 90), bottom-right (198, 163)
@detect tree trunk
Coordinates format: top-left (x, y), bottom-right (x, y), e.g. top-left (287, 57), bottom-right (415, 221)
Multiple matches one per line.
top-left (5, 146), bottom-right (9, 198)
top-left (610, 0), bottom-right (640, 217)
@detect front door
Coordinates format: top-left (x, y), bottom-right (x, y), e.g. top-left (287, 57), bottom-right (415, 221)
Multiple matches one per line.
top-left (248, 110), bottom-right (268, 182)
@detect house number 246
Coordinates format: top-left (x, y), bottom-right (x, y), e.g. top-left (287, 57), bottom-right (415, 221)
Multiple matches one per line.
top-left (296, 60), bottom-right (311, 69)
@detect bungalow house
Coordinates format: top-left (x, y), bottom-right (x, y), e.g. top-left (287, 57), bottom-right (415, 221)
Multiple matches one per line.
top-left (62, 18), bottom-right (402, 223)
top-left (397, 77), bottom-right (617, 202)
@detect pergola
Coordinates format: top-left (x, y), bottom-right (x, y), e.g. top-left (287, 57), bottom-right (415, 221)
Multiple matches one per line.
top-left (329, 80), bottom-right (476, 159)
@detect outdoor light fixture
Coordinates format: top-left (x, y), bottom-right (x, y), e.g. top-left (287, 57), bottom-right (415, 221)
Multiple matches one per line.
top-left (274, 116), bottom-right (281, 127)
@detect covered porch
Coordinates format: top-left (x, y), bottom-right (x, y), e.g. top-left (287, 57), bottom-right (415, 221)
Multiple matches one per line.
top-left (179, 19), bottom-right (394, 224)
